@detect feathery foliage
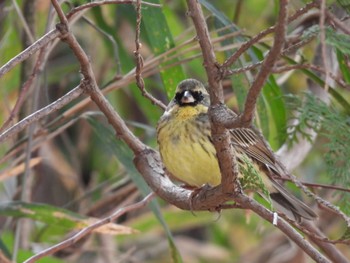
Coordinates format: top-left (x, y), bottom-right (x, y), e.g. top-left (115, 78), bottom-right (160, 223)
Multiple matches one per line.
top-left (287, 93), bottom-right (350, 214)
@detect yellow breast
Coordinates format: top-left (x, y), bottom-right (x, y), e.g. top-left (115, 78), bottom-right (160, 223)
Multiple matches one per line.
top-left (157, 106), bottom-right (221, 187)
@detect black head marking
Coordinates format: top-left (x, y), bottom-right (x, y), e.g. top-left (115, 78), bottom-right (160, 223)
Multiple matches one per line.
top-left (174, 79), bottom-right (210, 107)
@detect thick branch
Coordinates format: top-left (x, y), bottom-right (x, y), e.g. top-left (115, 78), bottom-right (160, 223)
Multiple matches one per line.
top-left (133, 150), bottom-right (330, 263)
top-left (186, 0), bottom-right (238, 194)
top-left (51, 0), bottom-right (144, 155)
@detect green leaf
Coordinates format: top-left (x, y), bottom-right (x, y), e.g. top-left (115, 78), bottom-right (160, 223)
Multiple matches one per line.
top-left (199, 0), bottom-right (239, 33)
top-left (286, 93), bottom-right (350, 214)
top-left (200, 1), bottom-right (281, 145)
top-left (0, 201), bottom-right (86, 229)
top-left (142, 1), bottom-right (185, 99)
top-left (249, 46), bottom-right (287, 148)
top-left (239, 154), bottom-right (272, 208)
top-left (262, 76), bottom-right (287, 148)
top-left (326, 28), bottom-right (350, 55)
top-left (0, 236), bottom-right (11, 260)
top-left (0, 200), bottom-right (136, 236)
top-left (91, 7), bottom-right (121, 74)
top-left (336, 49), bottom-right (350, 84)
top-left (282, 56), bottom-right (350, 115)
top-left (337, 0), bottom-right (350, 14)
top-left (87, 116), bottom-right (183, 263)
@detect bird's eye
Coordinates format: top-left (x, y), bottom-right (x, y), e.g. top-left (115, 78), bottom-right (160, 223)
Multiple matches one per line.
top-left (174, 92), bottom-right (183, 103)
top-left (192, 91), bottom-right (203, 102)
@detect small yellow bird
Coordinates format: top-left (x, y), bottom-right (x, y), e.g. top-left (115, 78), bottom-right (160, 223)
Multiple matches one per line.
top-left (157, 79), bottom-right (317, 221)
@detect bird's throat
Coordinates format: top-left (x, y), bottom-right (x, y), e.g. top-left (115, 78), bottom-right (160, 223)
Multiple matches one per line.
top-left (175, 105), bottom-right (207, 120)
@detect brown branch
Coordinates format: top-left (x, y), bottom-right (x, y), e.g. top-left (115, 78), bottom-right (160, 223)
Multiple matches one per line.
top-left (66, 0), bottom-right (161, 20)
top-left (134, 0), bottom-right (166, 110)
top-left (272, 63), bottom-right (350, 90)
top-left (186, 0), bottom-right (238, 194)
top-left (51, 0), bottom-right (69, 25)
top-left (23, 193), bottom-right (155, 263)
top-left (325, 7), bottom-right (350, 35)
top-left (235, 194), bottom-right (331, 263)
top-left (319, 0), bottom-right (330, 92)
top-left (0, 0), bottom-right (159, 80)
top-left (0, 46), bottom-right (48, 133)
top-left (0, 29), bottom-right (59, 78)
top-left (240, 0), bottom-right (288, 125)
top-left (300, 221), bottom-right (350, 262)
top-left (222, 0), bottom-right (319, 69)
top-left (0, 86), bottom-right (84, 143)
top-left (51, 0), bottom-right (145, 155)
top-left (133, 149), bottom-right (330, 263)
top-left (223, 61), bottom-right (263, 76)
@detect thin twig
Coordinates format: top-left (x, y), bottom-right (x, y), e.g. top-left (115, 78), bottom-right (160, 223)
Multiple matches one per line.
top-left (51, 0), bottom-right (145, 154)
top-left (134, 0), bottom-right (166, 110)
top-left (287, 173), bottom-right (350, 227)
top-left (272, 63), bottom-right (350, 90)
top-left (223, 61), bottom-right (263, 76)
top-left (222, 1), bottom-right (319, 69)
top-left (23, 193), bottom-right (155, 263)
top-left (0, 0), bottom-right (159, 79)
top-left (51, 0), bottom-right (69, 25)
top-left (0, 47), bottom-right (48, 133)
top-left (66, 0), bottom-right (161, 20)
top-left (0, 86), bottom-right (84, 143)
top-left (0, 29), bottom-right (59, 78)
top-left (319, 0), bottom-right (330, 92)
top-left (10, 0), bottom-right (35, 44)
top-left (240, 0), bottom-right (289, 125)
top-left (325, 8), bottom-right (350, 35)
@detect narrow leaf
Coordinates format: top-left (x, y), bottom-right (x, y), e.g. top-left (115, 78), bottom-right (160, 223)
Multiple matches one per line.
top-left (0, 201), bottom-right (135, 235)
top-left (142, 1), bottom-right (185, 99)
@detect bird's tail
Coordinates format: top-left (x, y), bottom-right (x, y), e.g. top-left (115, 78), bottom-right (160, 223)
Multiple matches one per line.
top-left (270, 181), bottom-right (317, 222)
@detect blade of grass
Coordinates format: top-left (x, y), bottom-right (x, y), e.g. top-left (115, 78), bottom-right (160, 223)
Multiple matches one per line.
top-left (141, 0), bottom-right (185, 99)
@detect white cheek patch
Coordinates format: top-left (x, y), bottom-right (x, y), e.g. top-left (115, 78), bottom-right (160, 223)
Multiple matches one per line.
top-left (163, 110), bottom-right (171, 117)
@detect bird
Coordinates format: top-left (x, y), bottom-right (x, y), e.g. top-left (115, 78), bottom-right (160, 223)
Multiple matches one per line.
top-left (157, 78), bottom-right (317, 222)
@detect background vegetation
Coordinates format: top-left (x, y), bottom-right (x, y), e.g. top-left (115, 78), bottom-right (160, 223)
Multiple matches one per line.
top-left (0, 0), bottom-right (350, 262)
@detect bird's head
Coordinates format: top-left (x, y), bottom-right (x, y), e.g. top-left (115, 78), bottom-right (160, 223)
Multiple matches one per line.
top-left (173, 79), bottom-right (210, 107)
top-left (160, 79), bottom-right (210, 120)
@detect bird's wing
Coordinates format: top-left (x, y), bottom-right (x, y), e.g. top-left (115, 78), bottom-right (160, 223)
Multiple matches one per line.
top-left (229, 127), bottom-right (282, 175)
top-left (230, 127), bottom-right (317, 220)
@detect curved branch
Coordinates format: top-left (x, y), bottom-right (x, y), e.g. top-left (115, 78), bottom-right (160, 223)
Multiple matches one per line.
top-left (133, 149), bottom-right (330, 263)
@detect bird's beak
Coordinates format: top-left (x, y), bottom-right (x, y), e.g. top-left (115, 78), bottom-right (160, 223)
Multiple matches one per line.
top-left (181, 90), bottom-right (195, 104)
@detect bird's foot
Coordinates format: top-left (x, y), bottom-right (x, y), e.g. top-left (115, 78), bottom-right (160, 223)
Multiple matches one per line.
top-left (188, 184), bottom-right (218, 214)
